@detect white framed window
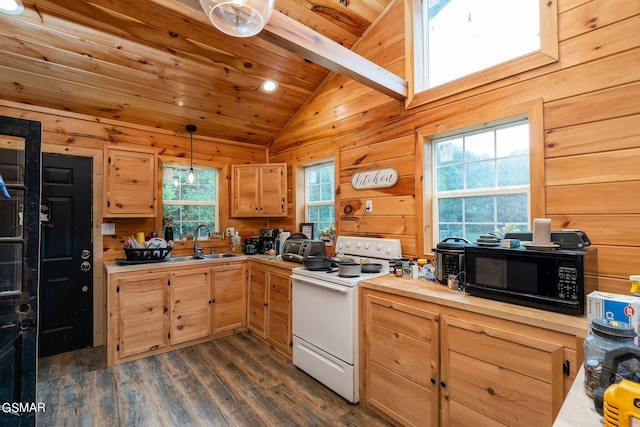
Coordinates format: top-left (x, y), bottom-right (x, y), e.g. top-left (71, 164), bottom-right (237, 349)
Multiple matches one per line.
top-left (305, 162), bottom-right (335, 239)
top-left (431, 119), bottom-right (530, 244)
top-left (162, 165), bottom-right (219, 240)
top-left (409, 0), bottom-right (558, 106)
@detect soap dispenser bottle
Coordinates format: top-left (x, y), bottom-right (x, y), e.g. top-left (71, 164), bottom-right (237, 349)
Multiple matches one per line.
top-left (231, 231), bottom-right (241, 253)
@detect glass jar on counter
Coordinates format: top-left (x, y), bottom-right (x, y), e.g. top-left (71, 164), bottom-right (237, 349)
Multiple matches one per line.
top-left (583, 317), bottom-right (638, 398)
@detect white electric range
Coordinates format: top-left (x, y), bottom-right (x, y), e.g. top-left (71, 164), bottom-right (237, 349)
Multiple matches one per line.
top-left (291, 236), bottom-right (402, 403)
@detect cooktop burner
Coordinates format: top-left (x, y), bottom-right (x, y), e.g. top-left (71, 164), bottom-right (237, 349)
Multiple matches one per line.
top-left (338, 274), bottom-right (359, 278)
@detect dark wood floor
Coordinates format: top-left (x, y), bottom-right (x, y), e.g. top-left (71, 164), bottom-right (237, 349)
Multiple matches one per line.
top-left (37, 332), bottom-right (392, 427)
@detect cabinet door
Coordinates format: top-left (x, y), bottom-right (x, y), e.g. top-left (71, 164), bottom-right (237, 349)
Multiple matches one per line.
top-left (259, 164), bottom-right (286, 216)
top-left (212, 264), bottom-right (247, 334)
top-left (362, 293), bottom-right (439, 427)
top-left (231, 165), bottom-right (259, 217)
top-left (115, 271), bottom-right (169, 358)
top-left (266, 270), bottom-right (291, 354)
top-left (170, 268), bottom-right (211, 345)
top-left (440, 316), bottom-right (564, 427)
top-left (105, 147), bottom-right (156, 217)
top-left (247, 267), bottom-right (267, 337)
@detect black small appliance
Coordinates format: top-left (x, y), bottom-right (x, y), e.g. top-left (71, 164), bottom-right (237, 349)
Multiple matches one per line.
top-left (464, 245), bottom-right (597, 315)
top-left (258, 228), bottom-right (278, 254)
top-left (244, 236), bottom-right (259, 255)
top-left (433, 237), bottom-right (475, 285)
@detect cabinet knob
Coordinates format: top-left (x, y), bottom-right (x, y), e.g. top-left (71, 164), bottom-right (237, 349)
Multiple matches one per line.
top-left (440, 381), bottom-right (447, 388)
top-left (430, 378), bottom-right (436, 385)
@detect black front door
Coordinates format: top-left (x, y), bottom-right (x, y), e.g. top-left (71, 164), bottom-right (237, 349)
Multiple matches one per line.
top-left (0, 116), bottom-right (41, 426)
top-left (38, 154), bottom-right (93, 357)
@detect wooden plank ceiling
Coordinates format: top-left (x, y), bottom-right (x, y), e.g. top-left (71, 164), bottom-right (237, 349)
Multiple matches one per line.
top-left (0, 0), bottom-right (395, 146)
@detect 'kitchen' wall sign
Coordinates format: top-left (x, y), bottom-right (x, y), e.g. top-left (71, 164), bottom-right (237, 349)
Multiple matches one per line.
top-left (351, 168), bottom-right (398, 190)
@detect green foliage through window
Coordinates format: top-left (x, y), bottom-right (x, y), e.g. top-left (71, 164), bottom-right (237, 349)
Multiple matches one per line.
top-left (162, 165), bottom-right (219, 240)
top-left (306, 163), bottom-right (335, 239)
top-left (433, 121), bottom-right (530, 243)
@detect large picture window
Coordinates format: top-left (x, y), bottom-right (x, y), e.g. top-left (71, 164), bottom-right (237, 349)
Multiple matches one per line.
top-left (432, 120), bottom-right (530, 244)
top-left (408, 0), bottom-right (558, 107)
top-left (162, 165), bottom-right (219, 240)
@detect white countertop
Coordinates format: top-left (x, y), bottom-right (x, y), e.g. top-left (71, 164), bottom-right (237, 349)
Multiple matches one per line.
top-left (553, 367), bottom-right (603, 426)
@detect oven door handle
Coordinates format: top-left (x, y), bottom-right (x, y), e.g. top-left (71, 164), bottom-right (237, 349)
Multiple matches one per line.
top-left (292, 276), bottom-right (349, 293)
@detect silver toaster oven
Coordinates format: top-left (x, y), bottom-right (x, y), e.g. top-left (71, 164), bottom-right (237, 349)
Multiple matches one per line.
top-left (281, 239), bottom-right (326, 263)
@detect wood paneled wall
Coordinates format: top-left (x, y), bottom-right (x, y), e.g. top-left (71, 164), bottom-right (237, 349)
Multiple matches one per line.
top-left (0, 100), bottom-right (269, 262)
top-left (270, 0), bottom-right (640, 295)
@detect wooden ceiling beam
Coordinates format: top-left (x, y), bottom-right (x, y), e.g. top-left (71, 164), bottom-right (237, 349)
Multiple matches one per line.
top-left (260, 11), bottom-right (407, 101)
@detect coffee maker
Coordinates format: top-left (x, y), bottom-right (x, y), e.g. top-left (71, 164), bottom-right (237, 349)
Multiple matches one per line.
top-left (258, 228), bottom-right (278, 254)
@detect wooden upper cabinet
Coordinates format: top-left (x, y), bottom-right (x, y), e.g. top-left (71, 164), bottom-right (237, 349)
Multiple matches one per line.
top-left (104, 146), bottom-right (157, 217)
top-left (231, 164), bottom-right (287, 217)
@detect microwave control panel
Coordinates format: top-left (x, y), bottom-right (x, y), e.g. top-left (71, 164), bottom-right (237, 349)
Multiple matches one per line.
top-left (557, 266), bottom-right (579, 300)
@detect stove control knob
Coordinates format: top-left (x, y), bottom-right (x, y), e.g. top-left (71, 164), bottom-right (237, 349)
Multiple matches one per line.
top-left (356, 242), bottom-right (362, 248)
top-left (377, 243), bottom-right (383, 251)
top-left (386, 247), bottom-right (392, 254)
top-left (346, 241), bottom-right (351, 247)
top-left (364, 243), bottom-right (370, 249)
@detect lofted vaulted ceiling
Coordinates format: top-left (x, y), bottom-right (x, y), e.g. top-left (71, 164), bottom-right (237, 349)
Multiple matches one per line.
top-left (0, 0), bottom-right (402, 146)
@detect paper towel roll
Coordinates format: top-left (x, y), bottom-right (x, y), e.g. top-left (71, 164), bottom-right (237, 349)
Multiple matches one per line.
top-left (532, 218), bottom-right (551, 245)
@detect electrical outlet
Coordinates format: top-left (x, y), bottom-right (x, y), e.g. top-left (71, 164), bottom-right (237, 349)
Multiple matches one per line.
top-left (226, 227), bottom-right (235, 236)
top-left (101, 223), bottom-right (116, 235)
top-left (365, 200), bottom-right (373, 212)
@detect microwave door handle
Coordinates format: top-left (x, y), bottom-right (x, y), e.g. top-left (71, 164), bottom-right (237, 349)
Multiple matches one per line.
top-left (292, 276), bottom-right (349, 294)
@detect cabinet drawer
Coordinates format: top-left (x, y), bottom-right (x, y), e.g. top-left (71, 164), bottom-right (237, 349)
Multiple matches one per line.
top-left (446, 322), bottom-right (562, 382)
top-left (447, 351), bottom-right (556, 426)
top-left (369, 362), bottom-right (432, 427)
top-left (370, 323), bottom-right (432, 387)
top-left (370, 300), bottom-right (433, 342)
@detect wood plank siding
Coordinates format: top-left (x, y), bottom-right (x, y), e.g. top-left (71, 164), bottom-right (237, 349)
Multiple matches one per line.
top-left (0, 0), bottom-right (638, 298)
top-left (269, 0), bottom-right (640, 295)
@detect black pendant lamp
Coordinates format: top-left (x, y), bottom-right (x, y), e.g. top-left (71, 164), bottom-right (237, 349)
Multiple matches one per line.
top-left (186, 124), bottom-right (197, 184)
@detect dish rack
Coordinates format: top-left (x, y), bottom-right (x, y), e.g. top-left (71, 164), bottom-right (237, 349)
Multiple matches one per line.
top-left (124, 247), bottom-right (172, 261)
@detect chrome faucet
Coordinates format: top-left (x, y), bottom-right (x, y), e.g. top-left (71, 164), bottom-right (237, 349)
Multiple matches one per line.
top-left (193, 224), bottom-right (212, 259)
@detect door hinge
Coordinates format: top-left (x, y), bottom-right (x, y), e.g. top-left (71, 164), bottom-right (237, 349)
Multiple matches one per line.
top-left (116, 285), bottom-right (120, 293)
top-left (108, 156), bottom-right (111, 164)
top-left (168, 333), bottom-right (171, 339)
top-left (117, 343), bottom-right (120, 352)
top-left (168, 279), bottom-right (171, 286)
top-left (107, 200), bottom-right (111, 208)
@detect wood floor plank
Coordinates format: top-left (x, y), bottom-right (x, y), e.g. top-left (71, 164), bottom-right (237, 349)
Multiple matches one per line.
top-left (37, 332), bottom-right (391, 427)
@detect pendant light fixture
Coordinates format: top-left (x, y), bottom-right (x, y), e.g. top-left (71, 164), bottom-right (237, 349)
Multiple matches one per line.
top-left (198, 0), bottom-right (275, 38)
top-left (186, 124), bottom-right (196, 184)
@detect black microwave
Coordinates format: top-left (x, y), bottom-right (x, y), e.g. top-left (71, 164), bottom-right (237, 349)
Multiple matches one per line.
top-left (464, 246), bottom-right (597, 315)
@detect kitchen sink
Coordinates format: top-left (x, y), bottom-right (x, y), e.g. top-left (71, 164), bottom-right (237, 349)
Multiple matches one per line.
top-left (167, 253), bottom-right (239, 262)
top-left (198, 253), bottom-right (238, 259)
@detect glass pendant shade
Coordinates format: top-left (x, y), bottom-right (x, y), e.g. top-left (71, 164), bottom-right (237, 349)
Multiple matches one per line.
top-left (0, 0), bottom-right (24, 15)
top-left (199, 0), bottom-right (275, 38)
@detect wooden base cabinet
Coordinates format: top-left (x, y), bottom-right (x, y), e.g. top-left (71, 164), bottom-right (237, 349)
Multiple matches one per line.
top-left (211, 263), bottom-right (247, 334)
top-left (362, 293), bottom-right (440, 427)
top-left (107, 261), bottom-right (247, 367)
top-left (114, 271), bottom-right (170, 360)
top-left (170, 268), bottom-right (212, 345)
top-left (247, 262), bottom-right (292, 356)
top-left (360, 288), bottom-right (580, 427)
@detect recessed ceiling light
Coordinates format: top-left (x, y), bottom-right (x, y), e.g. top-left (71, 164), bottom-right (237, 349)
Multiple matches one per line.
top-left (261, 80), bottom-right (278, 93)
top-left (0, 0), bottom-right (24, 15)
